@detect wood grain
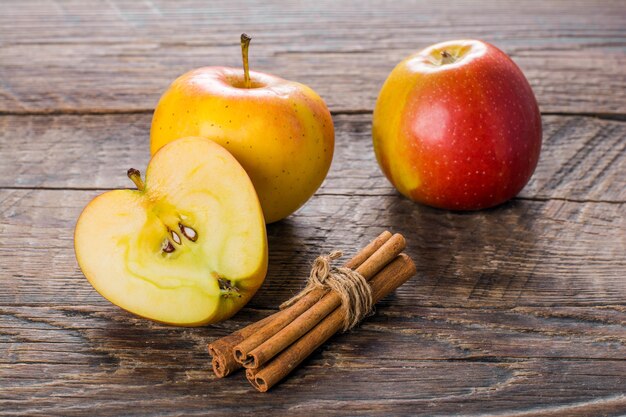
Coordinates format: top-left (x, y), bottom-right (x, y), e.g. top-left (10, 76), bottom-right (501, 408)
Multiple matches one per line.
top-left (1, 113), bottom-right (624, 202)
top-left (0, 0), bottom-right (625, 114)
top-left (1, 304), bottom-right (625, 416)
top-left (1, 1), bottom-right (626, 415)
top-left (1, 188), bottom-right (624, 308)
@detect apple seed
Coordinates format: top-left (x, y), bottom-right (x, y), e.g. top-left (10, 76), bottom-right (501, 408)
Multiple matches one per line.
top-left (179, 223), bottom-right (198, 242)
top-left (161, 239), bottom-right (176, 253)
top-left (170, 229), bottom-right (182, 245)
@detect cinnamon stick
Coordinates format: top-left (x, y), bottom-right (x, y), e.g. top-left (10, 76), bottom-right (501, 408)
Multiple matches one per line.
top-left (208, 230), bottom-right (392, 377)
top-left (237, 233), bottom-right (406, 369)
top-left (231, 231), bottom-right (394, 365)
top-left (246, 253), bottom-right (416, 392)
top-left (208, 314), bottom-right (274, 377)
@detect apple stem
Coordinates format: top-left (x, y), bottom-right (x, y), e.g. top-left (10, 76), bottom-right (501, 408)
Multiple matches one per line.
top-left (240, 33), bottom-right (252, 88)
top-left (440, 50), bottom-right (456, 65)
top-left (127, 168), bottom-right (145, 191)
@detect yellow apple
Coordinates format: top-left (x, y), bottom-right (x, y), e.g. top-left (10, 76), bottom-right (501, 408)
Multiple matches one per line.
top-left (74, 137), bottom-right (268, 326)
top-left (150, 34), bottom-right (334, 223)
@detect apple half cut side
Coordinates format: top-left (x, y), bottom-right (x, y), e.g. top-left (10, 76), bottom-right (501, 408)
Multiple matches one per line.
top-left (74, 137), bottom-right (268, 326)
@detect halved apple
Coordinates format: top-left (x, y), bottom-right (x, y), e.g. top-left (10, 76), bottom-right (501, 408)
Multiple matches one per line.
top-left (74, 137), bottom-right (267, 326)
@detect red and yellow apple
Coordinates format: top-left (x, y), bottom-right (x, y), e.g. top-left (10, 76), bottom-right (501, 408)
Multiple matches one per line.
top-left (150, 34), bottom-right (334, 223)
top-left (74, 137), bottom-right (267, 326)
top-left (373, 39), bottom-right (542, 210)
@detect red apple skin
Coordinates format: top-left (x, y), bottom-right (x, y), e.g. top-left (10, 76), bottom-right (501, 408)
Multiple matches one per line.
top-left (372, 40), bottom-right (542, 210)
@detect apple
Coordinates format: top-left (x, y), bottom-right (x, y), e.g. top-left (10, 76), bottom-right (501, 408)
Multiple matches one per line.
top-left (74, 137), bottom-right (268, 326)
top-left (150, 34), bottom-right (335, 223)
top-left (372, 39), bottom-right (542, 210)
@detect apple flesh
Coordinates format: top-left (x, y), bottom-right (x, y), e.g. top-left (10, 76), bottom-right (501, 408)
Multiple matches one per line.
top-left (373, 40), bottom-right (542, 210)
top-left (74, 137), bottom-right (267, 326)
top-left (150, 36), bottom-right (334, 223)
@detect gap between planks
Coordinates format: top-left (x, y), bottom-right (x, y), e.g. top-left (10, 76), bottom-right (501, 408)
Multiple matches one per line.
top-left (1, 109), bottom-right (626, 121)
top-left (0, 186), bottom-right (623, 205)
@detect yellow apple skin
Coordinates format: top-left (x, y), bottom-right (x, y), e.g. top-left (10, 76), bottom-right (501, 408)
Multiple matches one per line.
top-left (150, 67), bottom-right (335, 223)
top-left (74, 137), bottom-right (267, 326)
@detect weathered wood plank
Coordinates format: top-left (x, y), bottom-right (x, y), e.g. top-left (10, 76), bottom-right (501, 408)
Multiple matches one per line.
top-left (3, 360), bottom-right (624, 416)
top-left (0, 0), bottom-right (624, 114)
top-left (1, 113), bottom-right (624, 202)
top-left (2, 305), bottom-right (624, 364)
top-left (1, 189), bottom-right (624, 307)
top-left (3, 0), bottom-right (624, 45)
top-left (1, 2), bottom-right (625, 415)
top-left (1, 305), bottom-right (625, 416)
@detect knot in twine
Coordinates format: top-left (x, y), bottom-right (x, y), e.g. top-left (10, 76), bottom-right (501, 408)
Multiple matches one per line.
top-left (280, 251), bottom-right (374, 331)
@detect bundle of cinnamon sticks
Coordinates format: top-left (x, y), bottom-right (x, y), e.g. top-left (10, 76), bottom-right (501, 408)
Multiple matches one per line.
top-left (208, 231), bottom-right (416, 392)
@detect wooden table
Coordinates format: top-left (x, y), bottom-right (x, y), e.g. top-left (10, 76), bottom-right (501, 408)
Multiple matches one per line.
top-left (1, 1), bottom-right (625, 415)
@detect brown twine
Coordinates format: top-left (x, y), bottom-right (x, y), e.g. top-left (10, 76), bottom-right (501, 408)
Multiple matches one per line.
top-left (279, 251), bottom-right (374, 331)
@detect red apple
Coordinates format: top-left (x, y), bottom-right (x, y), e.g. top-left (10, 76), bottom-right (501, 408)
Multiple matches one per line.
top-left (372, 39), bottom-right (542, 210)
